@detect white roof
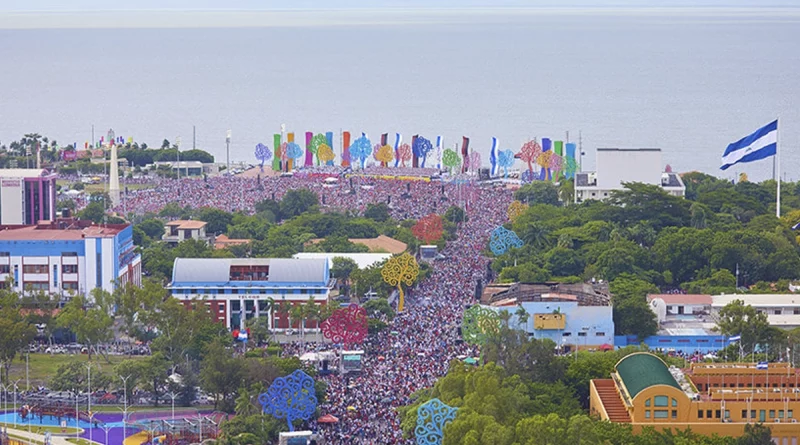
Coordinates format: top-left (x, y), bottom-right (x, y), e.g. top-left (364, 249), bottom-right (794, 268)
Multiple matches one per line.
top-left (293, 252), bottom-right (391, 270)
top-left (171, 257), bottom-right (328, 284)
top-left (0, 168), bottom-right (53, 178)
top-left (712, 294), bottom-right (800, 308)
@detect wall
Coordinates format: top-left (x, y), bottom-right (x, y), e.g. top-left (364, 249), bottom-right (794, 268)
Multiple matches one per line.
top-left (596, 149), bottom-right (662, 191)
top-left (514, 302), bottom-right (614, 348)
top-left (615, 334), bottom-right (727, 353)
top-left (0, 179), bottom-right (24, 224)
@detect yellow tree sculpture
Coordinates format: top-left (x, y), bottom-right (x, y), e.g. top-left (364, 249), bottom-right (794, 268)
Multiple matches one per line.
top-left (375, 144), bottom-right (395, 167)
top-left (507, 200), bottom-right (528, 224)
top-left (381, 252), bottom-right (419, 312)
top-left (318, 144), bottom-right (335, 165)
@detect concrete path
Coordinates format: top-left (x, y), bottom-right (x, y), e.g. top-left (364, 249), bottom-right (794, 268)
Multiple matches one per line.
top-left (3, 426), bottom-right (100, 445)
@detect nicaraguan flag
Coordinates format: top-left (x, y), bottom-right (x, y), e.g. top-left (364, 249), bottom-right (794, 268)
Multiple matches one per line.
top-left (721, 120), bottom-right (777, 170)
top-left (756, 361), bottom-right (768, 370)
top-left (728, 335), bottom-right (741, 342)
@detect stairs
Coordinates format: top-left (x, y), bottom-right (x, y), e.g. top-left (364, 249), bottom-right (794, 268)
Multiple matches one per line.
top-left (594, 379), bottom-right (632, 423)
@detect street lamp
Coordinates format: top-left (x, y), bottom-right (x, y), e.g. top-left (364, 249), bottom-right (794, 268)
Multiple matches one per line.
top-left (167, 392), bottom-right (178, 421)
top-left (0, 383), bottom-right (6, 435)
top-left (226, 130), bottom-right (232, 175)
top-left (12, 379), bottom-right (21, 428)
top-left (85, 363), bottom-right (92, 414)
top-left (74, 388), bottom-right (80, 442)
top-left (100, 424), bottom-right (113, 445)
top-left (88, 412), bottom-right (95, 444)
top-left (176, 136), bottom-right (182, 180)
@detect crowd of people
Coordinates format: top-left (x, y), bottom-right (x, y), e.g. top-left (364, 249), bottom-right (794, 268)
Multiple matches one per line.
top-left (65, 167), bottom-right (512, 444)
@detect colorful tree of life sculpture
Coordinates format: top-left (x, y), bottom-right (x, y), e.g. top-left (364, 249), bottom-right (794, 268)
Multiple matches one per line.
top-left (381, 252), bottom-right (419, 312)
top-left (309, 134), bottom-right (327, 165)
top-left (254, 143), bottom-right (272, 172)
top-left (549, 153), bottom-right (564, 180)
top-left (415, 398), bottom-right (459, 445)
top-left (507, 200), bottom-right (528, 224)
top-left (564, 155), bottom-right (578, 179)
top-left (489, 225), bottom-right (524, 256)
top-left (498, 149), bottom-right (516, 178)
top-left (318, 144), bottom-right (335, 165)
top-left (375, 144), bottom-right (394, 167)
top-left (320, 304), bottom-right (368, 345)
top-left (286, 142), bottom-right (303, 169)
top-left (349, 135), bottom-right (372, 169)
top-left (463, 151), bottom-right (481, 172)
top-left (279, 142), bottom-right (289, 163)
top-left (411, 214), bottom-right (444, 244)
top-left (461, 305), bottom-right (501, 345)
top-left (413, 136), bottom-right (434, 168)
top-left (518, 140), bottom-right (542, 174)
top-left (442, 148), bottom-right (461, 174)
top-left (258, 369), bottom-right (317, 432)
top-left (397, 143), bottom-right (412, 167)
top-left (537, 151), bottom-right (553, 180)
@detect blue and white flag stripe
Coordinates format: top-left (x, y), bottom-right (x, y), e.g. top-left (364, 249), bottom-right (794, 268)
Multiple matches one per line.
top-left (757, 361), bottom-right (768, 370)
top-left (728, 335), bottom-right (741, 342)
top-left (721, 120), bottom-right (777, 171)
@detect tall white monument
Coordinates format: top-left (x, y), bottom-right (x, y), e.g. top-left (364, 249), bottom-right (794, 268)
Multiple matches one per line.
top-left (108, 129), bottom-right (120, 207)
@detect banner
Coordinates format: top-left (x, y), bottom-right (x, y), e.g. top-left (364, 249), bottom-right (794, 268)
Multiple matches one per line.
top-left (287, 133), bottom-right (295, 171)
top-left (342, 131), bottom-right (351, 167)
top-left (412, 135), bottom-right (419, 168)
top-left (325, 132), bottom-right (334, 166)
top-left (272, 134), bottom-right (281, 171)
top-left (461, 137), bottom-right (470, 173)
top-left (305, 132), bottom-right (314, 167)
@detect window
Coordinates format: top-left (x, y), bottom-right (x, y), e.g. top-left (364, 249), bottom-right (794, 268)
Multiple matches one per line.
top-left (672, 398), bottom-right (678, 407)
top-left (645, 411), bottom-right (651, 419)
top-left (654, 396), bottom-right (668, 407)
top-left (672, 410), bottom-right (677, 419)
top-left (578, 332), bottom-right (587, 337)
top-left (775, 310), bottom-right (782, 315)
top-left (645, 399), bottom-right (651, 407)
top-left (562, 332), bottom-right (571, 337)
top-left (794, 309), bottom-right (800, 315)
top-left (780, 410), bottom-right (785, 418)
top-left (62, 282), bottom-right (78, 291)
top-left (725, 410), bottom-right (730, 419)
top-left (715, 410), bottom-right (721, 419)
top-left (96, 252), bottom-right (102, 287)
top-left (698, 410), bottom-right (704, 419)
top-left (742, 410), bottom-right (748, 419)
top-left (654, 410), bottom-right (668, 419)
top-left (23, 264), bottom-right (48, 274)
top-left (770, 410), bottom-right (776, 418)
top-left (62, 252), bottom-right (77, 257)
top-left (596, 332), bottom-right (605, 336)
top-left (25, 282), bottom-right (48, 291)
top-left (706, 410), bottom-right (712, 419)
top-left (0, 265), bottom-right (9, 274)
top-left (751, 410), bottom-right (756, 419)
top-left (0, 252), bottom-right (8, 257)
top-left (62, 264), bottom-right (78, 274)
top-left (789, 410), bottom-right (793, 418)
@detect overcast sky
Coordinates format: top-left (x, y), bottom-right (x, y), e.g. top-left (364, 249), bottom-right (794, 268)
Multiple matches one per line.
top-left (2, 0), bottom-right (794, 12)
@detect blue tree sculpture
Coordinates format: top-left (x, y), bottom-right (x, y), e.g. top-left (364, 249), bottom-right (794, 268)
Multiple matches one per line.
top-left (489, 225), bottom-right (524, 255)
top-left (286, 142), bottom-right (304, 168)
top-left (413, 136), bottom-right (434, 168)
top-left (258, 369), bottom-right (318, 432)
top-left (254, 143), bottom-right (272, 172)
top-left (349, 135), bottom-right (372, 169)
top-left (520, 169), bottom-right (535, 184)
top-left (415, 398), bottom-right (458, 445)
top-left (498, 149), bottom-right (515, 178)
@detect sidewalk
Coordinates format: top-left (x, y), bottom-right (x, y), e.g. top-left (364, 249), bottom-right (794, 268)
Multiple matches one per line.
top-left (3, 426), bottom-right (94, 445)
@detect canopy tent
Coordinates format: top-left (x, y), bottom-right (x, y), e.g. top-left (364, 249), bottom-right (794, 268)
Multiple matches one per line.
top-left (317, 414), bottom-right (339, 423)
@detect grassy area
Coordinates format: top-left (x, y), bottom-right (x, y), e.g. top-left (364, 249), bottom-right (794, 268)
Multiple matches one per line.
top-left (56, 180), bottom-right (156, 194)
top-left (0, 424), bottom-right (81, 435)
top-left (8, 353), bottom-right (145, 387)
top-left (8, 433), bottom-right (43, 445)
top-left (67, 439), bottom-right (95, 445)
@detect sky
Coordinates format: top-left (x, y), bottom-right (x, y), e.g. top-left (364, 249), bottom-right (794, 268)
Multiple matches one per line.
top-left (2, 0), bottom-right (797, 12)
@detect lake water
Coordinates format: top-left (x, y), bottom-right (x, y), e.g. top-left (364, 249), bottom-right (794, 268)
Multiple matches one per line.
top-left (0, 7), bottom-right (799, 180)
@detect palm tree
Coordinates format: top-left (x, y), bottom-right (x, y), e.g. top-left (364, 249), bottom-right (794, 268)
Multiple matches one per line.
top-left (278, 301), bottom-right (291, 333)
top-left (234, 388), bottom-right (257, 416)
top-left (498, 309), bottom-right (512, 328)
top-left (514, 306), bottom-right (529, 331)
top-left (290, 304), bottom-right (305, 342)
top-left (303, 297), bottom-right (320, 342)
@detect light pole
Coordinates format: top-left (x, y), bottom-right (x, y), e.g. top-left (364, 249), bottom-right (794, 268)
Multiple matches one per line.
top-left (88, 412), bottom-right (95, 443)
top-left (0, 383), bottom-right (6, 435)
top-left (85, 363), bottom-right (92, 416)
top-left (117, 407), bottom-right (128, 443)
top-left (168, 392), bottom-right (178, 421)
top-left (176, 136), bottom-right (182, 180)
top-left (101, 424), bottom-right (113, 445)
top-left (26, 352), bottom-right (29, 391)
top-left (13, 379), bottom-right (21, 428)
top-left (74, 388), bottom-right (80, 442)
top-left (226, 130), bottom-right (231, 175)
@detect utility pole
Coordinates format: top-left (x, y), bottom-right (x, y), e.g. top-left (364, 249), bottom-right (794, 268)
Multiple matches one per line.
top-left (193, 125), bottom-right (196, 150)
top-left (176, 136), bottom-right (182, 179)
top-left (226, 130), bottom-right (232, 175)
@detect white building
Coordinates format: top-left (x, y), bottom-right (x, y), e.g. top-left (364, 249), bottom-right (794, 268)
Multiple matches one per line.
top-left (0, 169), bottom-right (58, 224)
top-left (575, 148), bottom-right (685, 202)
top-left (711, 294), bottom-right (800, 329)
top-left (0, 220), bottom-right (142, 298)
top-left (292, 252), bottom-right (392, 270)
top-left (162, 220), bottom-right (214, 245)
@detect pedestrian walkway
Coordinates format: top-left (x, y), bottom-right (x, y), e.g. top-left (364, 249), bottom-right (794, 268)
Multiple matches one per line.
top-left (3, 426), bottom-right (95, 445)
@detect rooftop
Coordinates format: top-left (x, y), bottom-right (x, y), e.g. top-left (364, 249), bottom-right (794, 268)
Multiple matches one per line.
top-left (171, 257), bottom-right (329, 284)
top-left (615, 353), bottom-right (681, 399)
top-left (0, 221), bottom-right (128, 241)
top-left (165, 220), bottom-right (207, 230)
top-left (214, 234), bottom-right (251, 249)
top-left (306, 235), bottom-right (407, 254)
top-left (647, 294), bottom-right (712, 305)
top-left (0, 168), bottom-right (57, 179)
top-left (293, 252), bottom-right (392, 270)
top-left (711, 294), bottom-right (800, 308)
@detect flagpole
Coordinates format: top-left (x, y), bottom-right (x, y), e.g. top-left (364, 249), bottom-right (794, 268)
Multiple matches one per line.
top-left (776, 116), bottom-right (781, 217)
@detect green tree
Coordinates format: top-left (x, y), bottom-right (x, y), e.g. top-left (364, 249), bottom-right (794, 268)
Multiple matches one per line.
top-left (716, 299), bottom-right (771, 347)
top-left (55, 290), bottom-right (114, 361)
top-left (364, 203), bottom-right (391, 222)
top-left (196, 207), bottom-right (233, 234)
top-left (0, 290), bottom-right (36, 382)
top-left (200, 339), bottom-right (243, 412)
top-left (280, 188), bottom-right (319, 219)
top-left (514, 182), bottom-right (560, 206)
top-left (444, 205), bottom-right (466, 224)
top-left (609, 275), bottom-right (658, 339)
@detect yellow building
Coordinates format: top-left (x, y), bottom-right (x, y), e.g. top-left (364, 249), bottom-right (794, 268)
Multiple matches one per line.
top-left (590, 352), bottom-right (800, 444)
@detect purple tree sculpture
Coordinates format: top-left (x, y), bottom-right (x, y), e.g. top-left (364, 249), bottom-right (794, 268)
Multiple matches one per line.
top-left (254, 143), bottom-right (272, 172)
top-left (258, 369), bottom-right (318, 432)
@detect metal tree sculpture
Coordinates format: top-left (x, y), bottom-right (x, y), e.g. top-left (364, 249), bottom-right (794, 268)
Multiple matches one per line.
top-left (549, 153), bottom-right (564, 181)
top-left (518, 140), bottom-right (542, 174)
top-left (507, 201), bottom-right (528, 224)
top-left (461, 305), bottom-right (501, 345)
top-left (309, 134), bottom-right (327, 165)
top-left (349, 135), bottom-right (372, 169)
top-left (258, 369), bottom-right (318, 432)
top-left (375, 144), bottom-right (394, 167)
top-left (397, 143), bottom-right (412, 167)
top-left (415, 398), bottom-right (459, 445)
top-left (254, 143), bottom-right (272, 172)
top-left (381, 252), bottom-right (419, 312)
top-left (279, 142), bottom-right (289, 163)
top-left (411, 214), bottom-right (444, 244)
top-left (537, 151), bottom-right (553, 180)
top-left (489, 225), bottom-right (524, 255)
top-left (442, 148), bottom-right (461, 174)
top-left (564, 156), bottom-right (578, 179)
top-left (413, 136), bottom-right (434, 168)
top-left (520, 170), bottom-right (536, 184)
top-left (320, 304), bottom-right (368, 345)
top-left (318, 144), bottom-right (335, 165)
top-left (464, 152), bottom-right (481, 172)
top-left (498, 149), bottom-right (515, 177)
